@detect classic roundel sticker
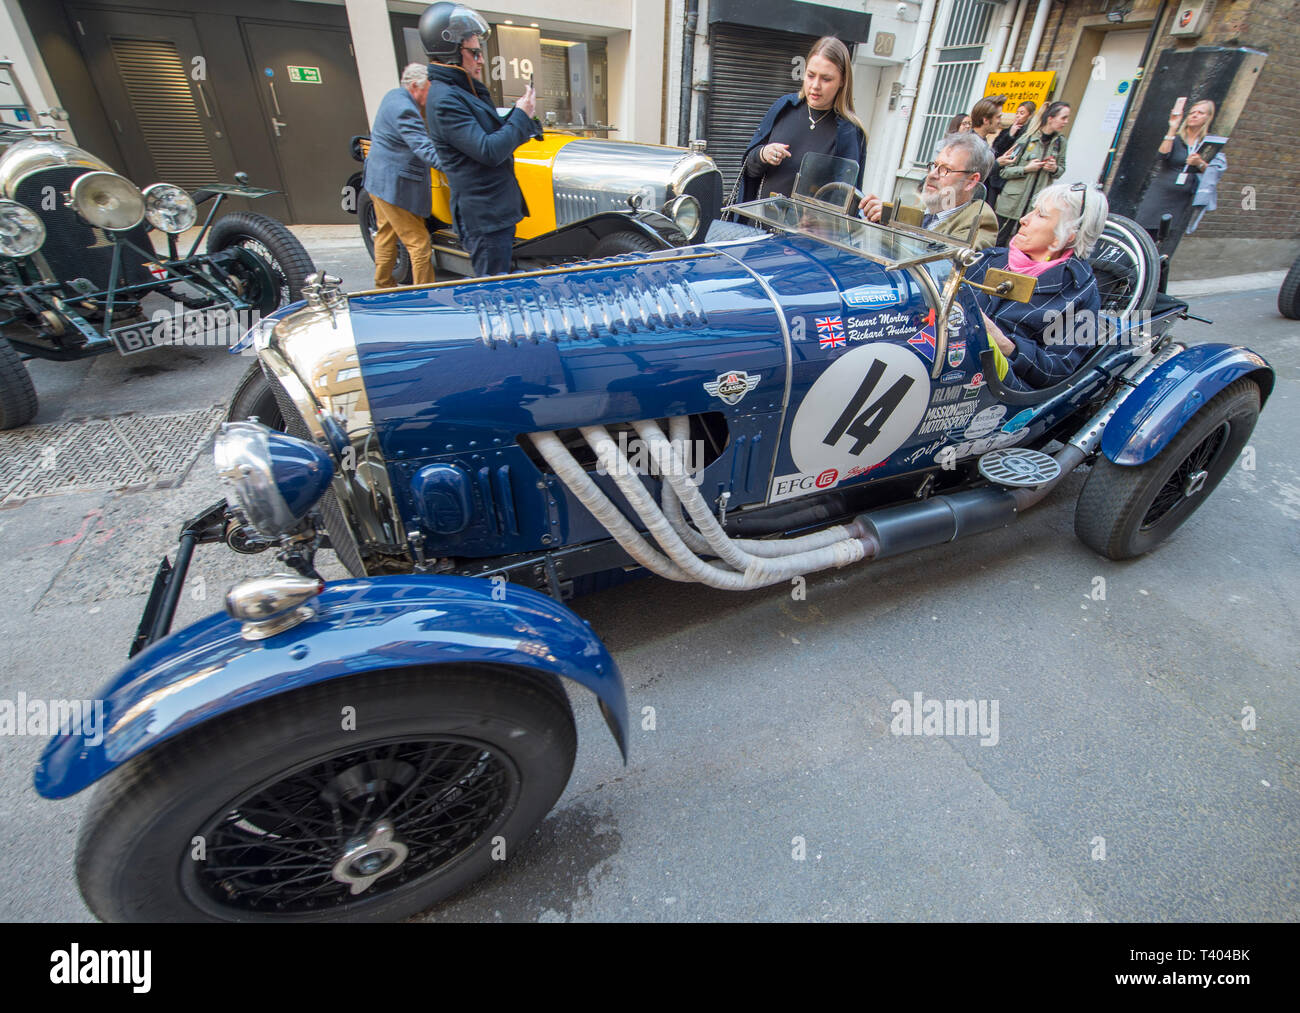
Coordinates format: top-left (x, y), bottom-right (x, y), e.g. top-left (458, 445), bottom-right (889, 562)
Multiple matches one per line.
top-left (790, 342), bottom-right (931, 477)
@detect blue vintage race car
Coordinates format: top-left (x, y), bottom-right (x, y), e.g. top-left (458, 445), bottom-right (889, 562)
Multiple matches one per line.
top-left (36, 160), bottom-right (1273, 921)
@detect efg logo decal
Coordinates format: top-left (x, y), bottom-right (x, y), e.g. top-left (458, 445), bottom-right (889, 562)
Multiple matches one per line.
top-left (704, 369), bottom-right (761, 406)
top-left (841, 284), bottom-right (900, 310)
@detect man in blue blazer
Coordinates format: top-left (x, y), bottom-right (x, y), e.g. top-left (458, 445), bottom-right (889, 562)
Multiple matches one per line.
top-left (420, 2), bottom-right (537, 276)
top-left (363, 63), bottom-right (443, 287)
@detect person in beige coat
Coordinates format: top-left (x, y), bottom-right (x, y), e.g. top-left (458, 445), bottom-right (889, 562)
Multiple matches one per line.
top-left (859, 132), bottom-right (998, 249)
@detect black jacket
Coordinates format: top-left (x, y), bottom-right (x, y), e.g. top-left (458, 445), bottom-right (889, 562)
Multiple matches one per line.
top-left (425, 62), bottom-right (533, 235)
top-left (737, 94), bottom-right (866, 204)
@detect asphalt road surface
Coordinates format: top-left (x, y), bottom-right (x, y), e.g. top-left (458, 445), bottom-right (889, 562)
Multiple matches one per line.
top-left (0, 233), bottom-right (1295, 922)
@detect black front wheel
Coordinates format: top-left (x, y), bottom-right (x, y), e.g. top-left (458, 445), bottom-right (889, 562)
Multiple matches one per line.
top-left (0, 337), bottom-right (37, 430)
top-left (75, 665), bottom-right (577, 922)
top-left (1074, 378), bottom-right (1260, 560)
top-left (208, 212), bottom-right (316, 314)
top-left (591, 229), bottom-right (663, 258)
top-left (226, 361), bottom-right (284, 430)
top-left (1278, 255), bottom-right (1300, 320)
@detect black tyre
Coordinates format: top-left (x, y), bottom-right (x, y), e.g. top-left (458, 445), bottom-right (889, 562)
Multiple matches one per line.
top-left (1074, 378), bottom-right (1260, 560)
top-left (1089, 213), bottom-right (1159, 320)
top-left (0, 337), bottom-right (37, 430)
top-left (226, 361), bottom-right (284, 430)
top-left (1278, 255), bottom-right (1300, 320)
top-left (357, 188), bottom-right (412, 286)
top-left (208, 212), bottom-right (316, 313)
top-left (591, 229), bottom-right (663, 258)
top-left (76, 665), bottom-right (577, 922)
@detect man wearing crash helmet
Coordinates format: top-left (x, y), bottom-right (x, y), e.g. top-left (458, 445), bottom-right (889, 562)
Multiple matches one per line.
top-left (421, 2), bottom-right (537, 277)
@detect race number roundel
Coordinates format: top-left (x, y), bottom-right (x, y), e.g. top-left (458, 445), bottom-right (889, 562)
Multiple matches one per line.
top-left (790, 342), bottom-right (931, 477)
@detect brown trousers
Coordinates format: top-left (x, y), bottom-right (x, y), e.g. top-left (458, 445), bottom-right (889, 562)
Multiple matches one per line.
top-left (372, 194), bottom-right (434, 287)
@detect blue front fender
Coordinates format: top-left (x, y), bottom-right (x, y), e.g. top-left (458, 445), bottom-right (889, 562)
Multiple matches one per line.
top-left (1101, 343), bottom-right (1274, 466)
top-left (35, 576), bottom-right (627, 800)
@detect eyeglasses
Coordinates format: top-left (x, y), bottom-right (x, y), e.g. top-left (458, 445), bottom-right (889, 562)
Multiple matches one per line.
top-left (461, 47), bottom-right (485, 61)
top-left (926, 161), bottom-right (974, 180)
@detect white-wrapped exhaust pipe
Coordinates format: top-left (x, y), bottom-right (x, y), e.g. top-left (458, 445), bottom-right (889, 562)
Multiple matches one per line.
top-left (580, 425), bottom-right (866, 589)
top-left (659, 416), bottom-right (854, 558)
top-left (529, 430), bottom-right (693, 582)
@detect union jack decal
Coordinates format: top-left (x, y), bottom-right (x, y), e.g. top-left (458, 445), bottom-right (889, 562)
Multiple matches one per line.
top-left (816, 315), bottom-right (846, 349)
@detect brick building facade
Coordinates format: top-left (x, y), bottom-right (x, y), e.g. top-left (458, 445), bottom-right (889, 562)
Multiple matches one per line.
top-left (1005, 0), bottom-right (1299, 277)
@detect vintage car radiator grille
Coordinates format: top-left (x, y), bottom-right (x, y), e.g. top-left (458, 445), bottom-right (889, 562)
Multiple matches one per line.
top-left (16, 168), bottom-right (154, 292)
top-left (462, 264), bottom-right (707, 348)
top-left (264, 366), bottom-right (368, 577)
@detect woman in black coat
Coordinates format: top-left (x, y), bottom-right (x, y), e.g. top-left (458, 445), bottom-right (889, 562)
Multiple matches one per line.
top-left (735, 36), bottom-right (867, 204)
top-left (1135, 99), bottom-right (1216, 244)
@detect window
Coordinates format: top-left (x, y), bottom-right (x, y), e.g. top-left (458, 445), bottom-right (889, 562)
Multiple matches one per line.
top-left (913, 0), bottom-right (1001, 165)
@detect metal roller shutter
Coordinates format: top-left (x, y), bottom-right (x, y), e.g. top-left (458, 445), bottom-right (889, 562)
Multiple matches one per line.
top-left (107, 37), bottom-right (219, 191)
top-left (704, 25), bottom-right (820, 202)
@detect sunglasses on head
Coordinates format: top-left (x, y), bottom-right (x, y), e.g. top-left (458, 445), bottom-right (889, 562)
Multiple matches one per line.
top-left (1071, 181), bottom-right (1088, 222)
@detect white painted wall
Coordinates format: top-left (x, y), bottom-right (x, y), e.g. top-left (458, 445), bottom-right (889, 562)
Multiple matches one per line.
top-left (346, 0), bottom-right (400, 126)
top-left (0, 0), bottom-right (74, 138)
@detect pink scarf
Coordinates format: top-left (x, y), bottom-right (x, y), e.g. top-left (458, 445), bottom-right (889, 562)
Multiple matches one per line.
top-left (1007, 244), bottom-right (1072, 277)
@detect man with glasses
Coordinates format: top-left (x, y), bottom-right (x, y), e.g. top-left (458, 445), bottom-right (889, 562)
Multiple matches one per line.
top-left (858, 133), bottom-right (999, 250)
top-left (419, 2), bottom-right (537, 276)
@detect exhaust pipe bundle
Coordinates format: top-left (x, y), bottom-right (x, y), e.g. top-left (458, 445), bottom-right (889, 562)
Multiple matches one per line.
top-left (526, 345), bottom-right (1179, 589)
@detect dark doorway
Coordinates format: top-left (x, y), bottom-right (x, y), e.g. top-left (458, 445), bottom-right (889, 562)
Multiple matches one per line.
top-left (67, 4), bottom-right (269, 212)
top-left (240, 21), bottom-right (370, 224)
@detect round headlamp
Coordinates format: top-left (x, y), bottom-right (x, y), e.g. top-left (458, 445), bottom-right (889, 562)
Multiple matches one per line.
top-left (215, 421), bottom-right (335, 536)
top-left (665, 193), bottom-right (701, 242)
top-left (142, 183), bottom-right (197, 234)
top-left (0, 199), bottom-right (45, 257)
top-left (69, 170), bottom-right (145, 231)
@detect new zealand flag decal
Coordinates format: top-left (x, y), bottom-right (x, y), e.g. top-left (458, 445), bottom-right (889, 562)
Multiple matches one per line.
top-left (906, 308), bottom-right (937, 363)
top-left (816, 316), bottom-right (846, 349)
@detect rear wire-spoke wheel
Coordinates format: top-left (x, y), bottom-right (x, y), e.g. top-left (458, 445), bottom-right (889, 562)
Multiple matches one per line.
top-left (75, 666), bottom-right (576, 922)
top-left (1089, 213), bottom-right (1159, 321)
top-left (1074, 379), bottom-right (1260, 560)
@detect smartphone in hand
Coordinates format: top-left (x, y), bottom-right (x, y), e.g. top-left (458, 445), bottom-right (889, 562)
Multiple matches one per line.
top-left (1172, 96), bottom-right (1187, 117)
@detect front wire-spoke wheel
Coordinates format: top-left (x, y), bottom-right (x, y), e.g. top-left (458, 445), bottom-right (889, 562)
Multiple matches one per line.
top-left (1074, 378), bottom-right (1261, 560)
top-left (76, 665), bottom-right (576, 922)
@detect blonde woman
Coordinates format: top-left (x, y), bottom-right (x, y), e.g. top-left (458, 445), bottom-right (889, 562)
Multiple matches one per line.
top-left (736, 36), bottom-right (868, 203)
top-left (1135, 99), bottom-right (1216, 243)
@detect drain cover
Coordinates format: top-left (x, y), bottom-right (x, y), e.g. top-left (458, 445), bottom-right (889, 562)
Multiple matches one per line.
top-left (977, 447), bottom-right (1060, 488)
top-left (0, 407), bottom-right (224, 504)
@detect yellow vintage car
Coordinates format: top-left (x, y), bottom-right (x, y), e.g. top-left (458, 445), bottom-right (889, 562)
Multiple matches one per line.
top-left (345, 131), bottom-right (722, 282)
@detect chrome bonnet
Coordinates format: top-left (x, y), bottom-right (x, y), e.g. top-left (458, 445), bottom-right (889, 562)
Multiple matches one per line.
top-left (0, 138), bottom-right (115, 200)
top-left (551, 139), bottom-right (719, 226)
top-left (258, 298), bottom-right (400, 571)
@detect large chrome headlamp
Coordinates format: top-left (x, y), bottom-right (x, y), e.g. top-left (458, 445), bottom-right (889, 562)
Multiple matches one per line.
top-left (69, 170), bottom-right (145, 231)
top-left (0, 199), bottom-right (45, 257)
top-left (215, 421), bottom-right (334, 536)
top-left (665, 194), bottom-right (701, 241)
top-left (142, 182), bottom-right (197, 233)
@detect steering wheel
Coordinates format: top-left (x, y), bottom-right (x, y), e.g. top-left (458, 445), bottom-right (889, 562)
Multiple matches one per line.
top-left (812, 181), bottom-right (866, 213)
